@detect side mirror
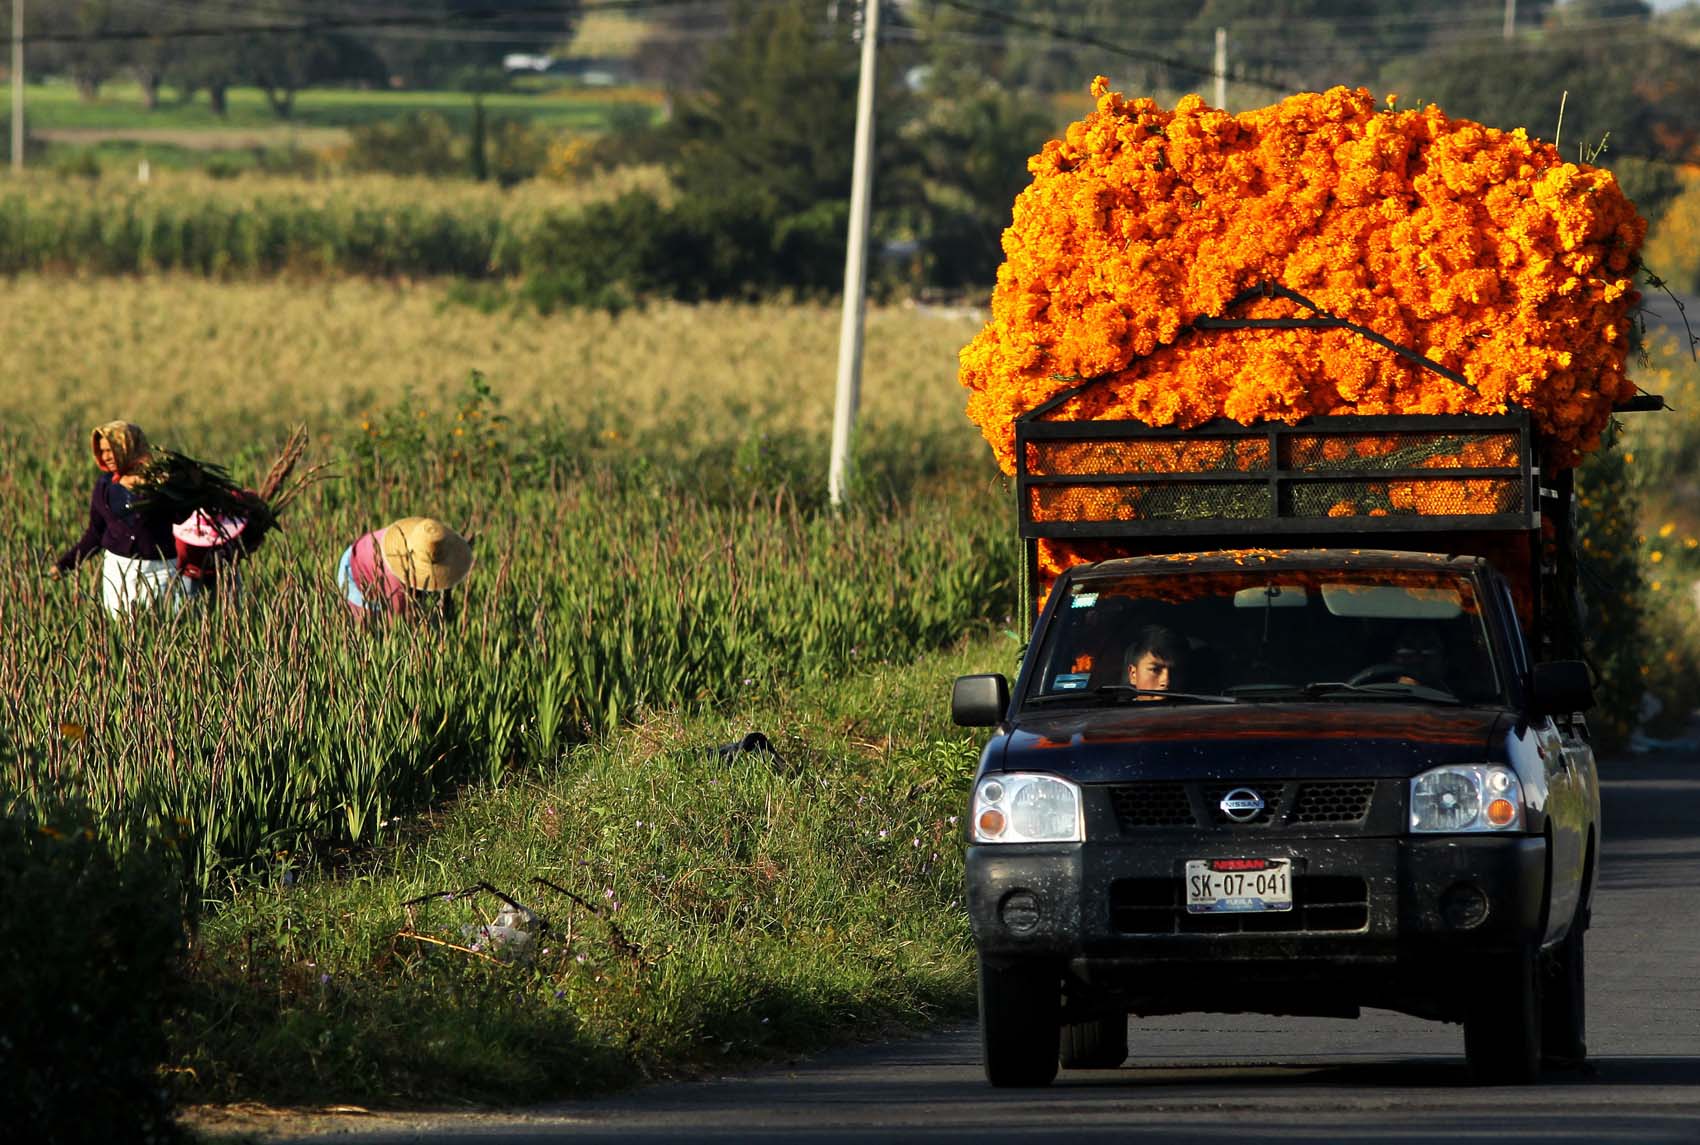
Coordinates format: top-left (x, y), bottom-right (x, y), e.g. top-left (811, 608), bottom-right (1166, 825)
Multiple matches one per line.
top-left (1529, 660), bottom-right (1595, 717)
top-left (951, 674), bottom-right (1010, 728)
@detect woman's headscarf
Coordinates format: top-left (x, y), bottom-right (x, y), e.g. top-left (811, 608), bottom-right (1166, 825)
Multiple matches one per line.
top-left (91, 421), bottom-right (150, 476)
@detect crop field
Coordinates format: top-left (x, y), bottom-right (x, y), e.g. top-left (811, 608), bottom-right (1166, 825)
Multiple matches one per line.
top-left (0, 275), bottom-right (1014, 1103)
top-left (0, 275), bottom-right (987, 449)
top-left (0, 276), bottom-right (1001, 873)
top-left (0, 165), bottom-right (673, 276)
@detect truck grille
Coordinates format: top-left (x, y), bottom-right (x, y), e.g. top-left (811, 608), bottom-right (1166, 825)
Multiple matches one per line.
top-left (1110, 876), bottom-right (1370, 934)
top-left (1107, 779), bottom-right (1380, 832)
top-left (1292, 780), bottom-right (1377, 823)
top-left (1108, 782), bottom-right (1193, 827)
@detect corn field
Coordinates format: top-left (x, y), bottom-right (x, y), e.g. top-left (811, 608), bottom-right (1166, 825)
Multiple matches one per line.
top-left (0, 167), bottom-right (669, 278)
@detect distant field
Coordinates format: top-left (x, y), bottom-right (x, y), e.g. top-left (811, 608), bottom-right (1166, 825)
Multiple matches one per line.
top-left (2, 80), bottom-right (664, 135)
top-left (0, 275), bottom-right (990, 461)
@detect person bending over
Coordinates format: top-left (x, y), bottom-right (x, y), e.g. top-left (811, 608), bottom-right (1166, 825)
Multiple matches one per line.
top-left (336, 517), bottom-right (472, 622)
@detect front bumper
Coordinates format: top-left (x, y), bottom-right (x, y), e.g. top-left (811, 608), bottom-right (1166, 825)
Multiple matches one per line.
top-left (968, 834), bottom-right (1546, 1017)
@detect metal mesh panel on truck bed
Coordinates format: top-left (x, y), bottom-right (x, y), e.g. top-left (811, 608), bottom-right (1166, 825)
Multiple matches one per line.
top-left (1015, 415), bottom-right (1537, 539)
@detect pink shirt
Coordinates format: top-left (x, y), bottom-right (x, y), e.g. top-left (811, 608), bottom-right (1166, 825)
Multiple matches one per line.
top-left (346, 528), bottom-right (411, 614)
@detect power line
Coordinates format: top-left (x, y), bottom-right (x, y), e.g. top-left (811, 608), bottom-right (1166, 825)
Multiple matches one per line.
top-left (14, 0), bottom-right (649, 47)
top-left (20, 0), bottom-right (1692, 74)
top-left (925, 0), bottom-right (1314, 94)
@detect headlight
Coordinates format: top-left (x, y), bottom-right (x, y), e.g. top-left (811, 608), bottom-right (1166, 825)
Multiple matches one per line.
top-left (972, 774), bottom-right (1083, 843)
top-left (1409, 765), bottom-right (1524, 833)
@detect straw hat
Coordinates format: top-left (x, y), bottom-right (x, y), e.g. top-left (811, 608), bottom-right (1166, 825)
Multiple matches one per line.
top-left (379, 518), bottom-right (473, 592)
top-left (173, 509), bottom-right (247, 548)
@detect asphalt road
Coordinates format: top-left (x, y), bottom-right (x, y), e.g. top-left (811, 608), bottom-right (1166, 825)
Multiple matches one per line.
top-left (1640, 290), bottom-right (1700, 355)
top-left (262, 751), bottom-right (1700, 1145)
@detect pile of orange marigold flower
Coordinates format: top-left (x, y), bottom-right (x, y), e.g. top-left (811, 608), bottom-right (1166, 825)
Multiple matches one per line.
top-left (958, 80), bottom-right (1647, 473)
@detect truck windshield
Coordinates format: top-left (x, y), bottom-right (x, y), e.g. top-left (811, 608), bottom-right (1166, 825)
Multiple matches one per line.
top-left (1026, 568), bottom-right (1502, 707)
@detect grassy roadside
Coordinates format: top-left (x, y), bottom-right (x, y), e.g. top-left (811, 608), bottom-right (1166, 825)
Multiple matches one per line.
top-left (168, 632), bottom-right (1014, 1109)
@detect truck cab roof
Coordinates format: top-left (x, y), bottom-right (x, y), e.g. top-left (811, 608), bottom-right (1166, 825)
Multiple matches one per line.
top-left (1063, 548), bottom-right (1497, 580)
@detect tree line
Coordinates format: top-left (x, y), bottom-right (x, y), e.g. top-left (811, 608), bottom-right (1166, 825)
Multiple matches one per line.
top-left (18, 0), bottom-right (1700, 302)
top-left (28, 0), bottom-right (584, 116)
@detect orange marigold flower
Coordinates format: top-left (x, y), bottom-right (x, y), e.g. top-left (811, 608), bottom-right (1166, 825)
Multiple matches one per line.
top-left (959, 81), bottom-right (1646, 477)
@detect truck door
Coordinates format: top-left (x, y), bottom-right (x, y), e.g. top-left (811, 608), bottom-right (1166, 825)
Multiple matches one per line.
top-left (1498, 578), bottom-right (1584, 940)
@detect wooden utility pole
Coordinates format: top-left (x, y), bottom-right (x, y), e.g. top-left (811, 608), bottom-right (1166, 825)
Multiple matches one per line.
top-left (9, 0), bottom-right (21, 174)
top-left (828, 0), bottom-right (880, 508)
top-left (1213, 26), bottom-right (1226, 110)
top-left (1504, 0), bottom-right (1516, 40)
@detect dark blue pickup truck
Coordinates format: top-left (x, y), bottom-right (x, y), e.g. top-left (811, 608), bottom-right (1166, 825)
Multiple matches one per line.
top-left (953, 412), bottom-right (1606, 1086)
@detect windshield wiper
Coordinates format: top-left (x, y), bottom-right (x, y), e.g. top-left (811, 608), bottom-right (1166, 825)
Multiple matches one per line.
top-left (1299, 681), bottom-right (1462, 705)
top-left (1027, 684), bottom-right (1237, 707)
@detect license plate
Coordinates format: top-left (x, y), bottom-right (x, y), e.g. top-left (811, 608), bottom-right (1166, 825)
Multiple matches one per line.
top-left (1185, 858), bottom-right (1293, 913)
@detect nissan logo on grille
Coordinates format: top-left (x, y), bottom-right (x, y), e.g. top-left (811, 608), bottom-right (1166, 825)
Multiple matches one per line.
top-left (1219, 787), bottom-right (1266, 822)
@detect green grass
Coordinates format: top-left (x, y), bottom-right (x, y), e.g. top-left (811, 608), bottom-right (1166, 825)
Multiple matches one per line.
top-left (1, 391), bottom-right (1015, 1107)
top-left (169, 634), bottom-right (1008, 1105)
top-left (1, 398), bottom-right (1014, 896)
top-left (4, 80), bottom-right (662, 135)
top-left (0, 272), bottom-right (1013, 1112)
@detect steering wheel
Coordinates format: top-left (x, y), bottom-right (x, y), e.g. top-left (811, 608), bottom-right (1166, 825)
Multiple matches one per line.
top-left (1347, 663), bottom-right (1411, 687)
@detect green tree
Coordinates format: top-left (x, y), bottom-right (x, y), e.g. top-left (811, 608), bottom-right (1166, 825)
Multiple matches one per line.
top-left (241, 31), bottom-right (387, 119)
top-left (1381, 27), bottom-right (1700, 163)
top-left (33, 0), bottom-right (127, 101)
top-left (169, 33), bottom-right (243, 118)
top-left (664, 0), bottom-right (925, 286)
top-left (375, 0), bottom-right (583, 89)
top-left (909, 78), bottom-right (1057, 288)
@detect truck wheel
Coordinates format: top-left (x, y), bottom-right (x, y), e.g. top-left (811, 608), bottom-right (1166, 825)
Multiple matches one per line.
top-left (1463, 947), bottom-right (1542, 1085)
top-left (1059, 1015), bottom-right (1128, 1070)
top-left (1541, 920), bottom-right (1587, 1067)
top-left (978, 957), bottom-right (1061, 1088)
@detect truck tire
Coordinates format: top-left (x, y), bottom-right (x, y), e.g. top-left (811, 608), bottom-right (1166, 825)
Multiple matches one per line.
top-left (978, 957), bottom-right (1061, 1088)
top-left (1463, 947), bottom-right (1542, 1085)
top-left (1541, 919), bottom-right (1587, 1067)
top-left (1059, 1015), bottom-right (1128, 1070)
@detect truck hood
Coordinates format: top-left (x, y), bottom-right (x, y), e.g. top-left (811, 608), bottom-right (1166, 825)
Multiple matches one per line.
top-left (996, 703), bottom-right (1513, 783)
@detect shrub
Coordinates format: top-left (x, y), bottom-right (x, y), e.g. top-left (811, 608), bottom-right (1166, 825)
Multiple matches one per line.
top-left (254, 145), bottom-right (327, 179)
top-left (203, 155), bottom-right (246, 180)
top-left (489, 119), bottom-right (552, 188)
top-left (1575, 423), bottom-right (1645, 751)
top-left (51, 150), bottom-right (103, 180)
top-left (520, 189), bottom-right (670, 311)
top-left (1609, 156), bottom-right (1684, 230)
top-left (346, 112), bottom-right (462, 177)
top-left (1640, 172), bottom-right (1700, 295)
top-left (0, 803), bottom-right (186, 1145)
top-left (519, 190), bottom-right (850, 312)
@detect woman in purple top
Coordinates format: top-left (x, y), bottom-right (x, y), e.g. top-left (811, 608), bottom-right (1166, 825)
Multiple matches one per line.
top-left (336, 517), bottom-right (472, 620)
top-left (51, 421), bottom-right (186, 615)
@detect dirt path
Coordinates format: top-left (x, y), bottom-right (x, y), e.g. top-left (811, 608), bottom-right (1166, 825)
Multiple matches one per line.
top-left (33, 126), bottom-right (348, 151)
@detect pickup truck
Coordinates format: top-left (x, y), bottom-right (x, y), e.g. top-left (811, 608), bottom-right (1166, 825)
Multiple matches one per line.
top-left (953, 407), bottom-right (1610, 1086)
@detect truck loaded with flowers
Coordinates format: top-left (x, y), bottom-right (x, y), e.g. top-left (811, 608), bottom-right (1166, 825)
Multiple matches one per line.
top-left (949, 81), bottom-right (1659, 1087)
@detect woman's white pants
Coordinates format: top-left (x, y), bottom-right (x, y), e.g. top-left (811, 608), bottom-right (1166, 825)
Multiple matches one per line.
top-left (100, 552), bottom-right (187, 615)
